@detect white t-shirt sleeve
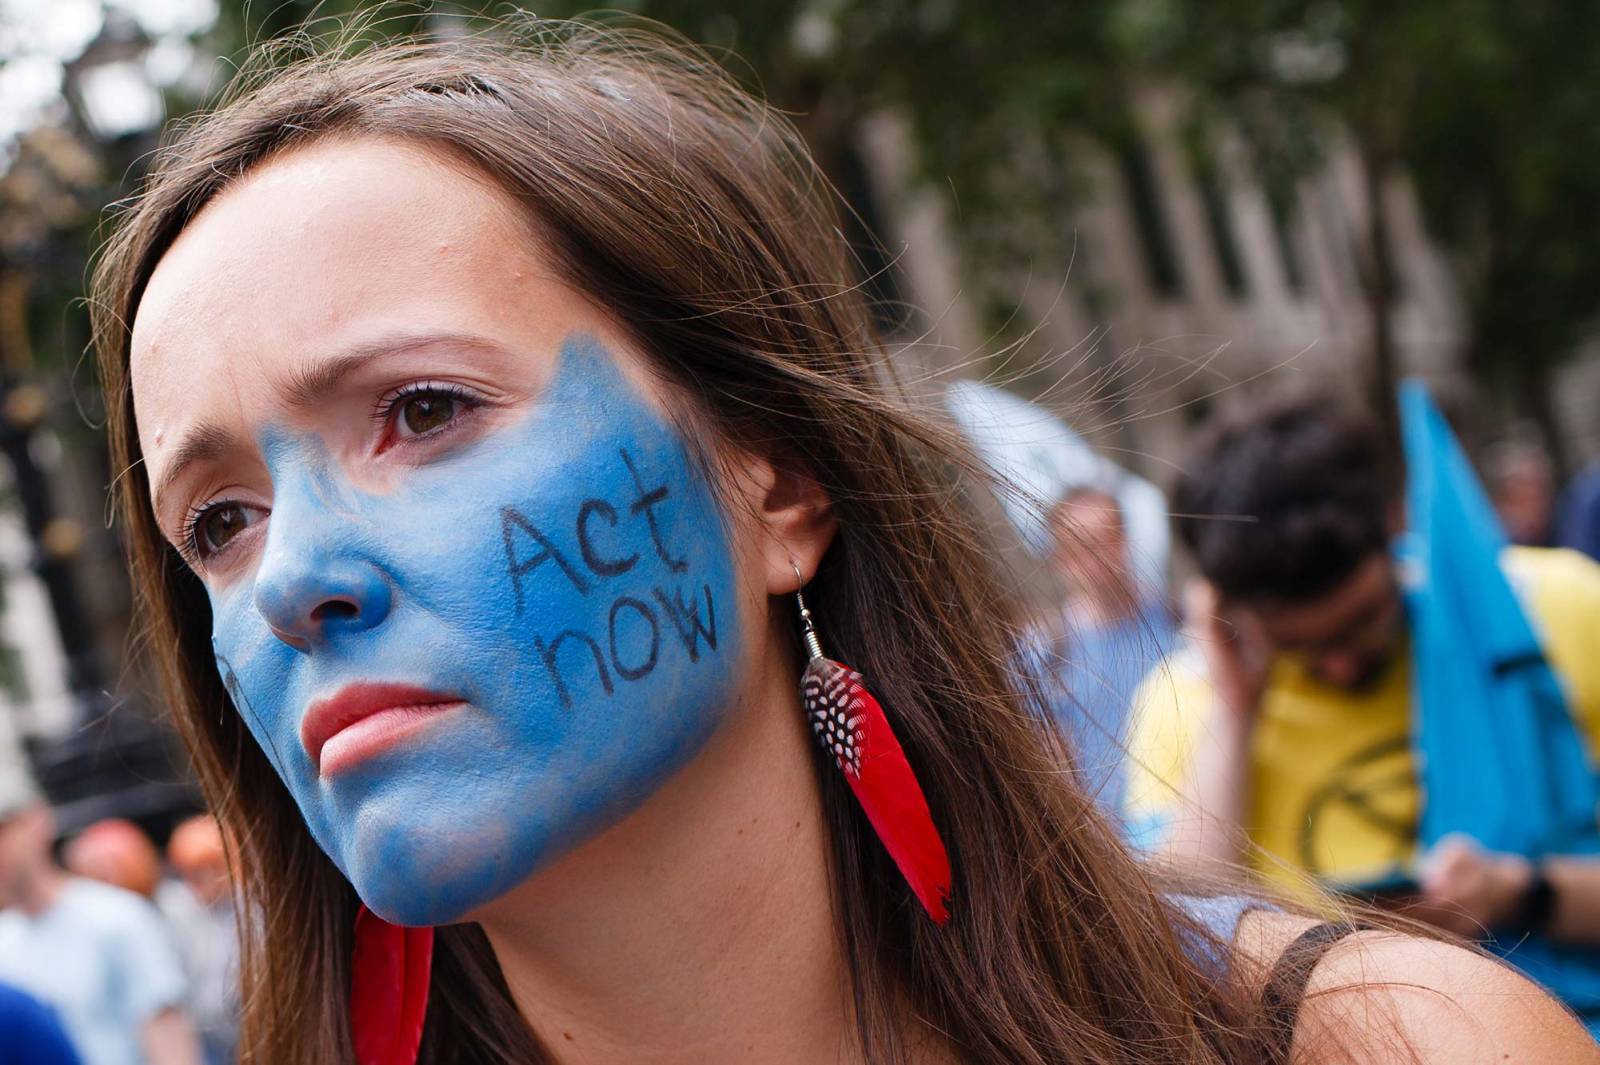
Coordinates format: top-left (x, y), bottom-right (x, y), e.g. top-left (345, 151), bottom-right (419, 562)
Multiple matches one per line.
top-left (105, 892), bottom-right (190, 1027)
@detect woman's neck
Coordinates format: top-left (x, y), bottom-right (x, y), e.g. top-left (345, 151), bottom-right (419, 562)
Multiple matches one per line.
top-left (476, 650), bottom-right (858, 1064)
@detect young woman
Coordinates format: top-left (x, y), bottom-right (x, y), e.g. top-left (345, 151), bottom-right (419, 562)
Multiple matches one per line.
top-left (91, 20), bottom-right (1593, 1065)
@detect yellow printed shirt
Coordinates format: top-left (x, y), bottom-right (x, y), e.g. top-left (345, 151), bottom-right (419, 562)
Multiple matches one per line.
top-left (1123, 547), bottom-right (1600, 896)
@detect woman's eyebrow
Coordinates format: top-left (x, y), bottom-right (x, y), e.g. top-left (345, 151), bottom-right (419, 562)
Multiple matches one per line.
top-left (280, 331), bottom-right (510, 411)
top-left (153, 421), bottom-right (236, 520)
top-left (149, 344), bottom-right (407, 519)
top-left (153, 331), bottom-right (514, 519)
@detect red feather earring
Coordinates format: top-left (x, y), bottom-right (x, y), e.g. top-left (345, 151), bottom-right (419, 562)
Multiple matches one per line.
top-left (793, 564), bottom-right (952, 924)
top-left (351, 906), bottom-right (433, 1065)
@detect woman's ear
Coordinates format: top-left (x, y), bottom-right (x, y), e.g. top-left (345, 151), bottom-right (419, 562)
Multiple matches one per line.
top-left (727, 450), bottom-right (837, 595)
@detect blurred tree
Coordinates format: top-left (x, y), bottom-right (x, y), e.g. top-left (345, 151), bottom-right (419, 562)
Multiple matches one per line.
top-left (1403, 2), bottom-right (1600, 475)
top-left (205, 0), bottom-right (1146, 342)
top-left (1128, 1), bottom-right (1455, 443)
top-left (0, 102), bottom-right (118, 699)
top-left (0, 4), bottom-right (209, 831)
top-left (1143, 0), bottom-right (1600, 464)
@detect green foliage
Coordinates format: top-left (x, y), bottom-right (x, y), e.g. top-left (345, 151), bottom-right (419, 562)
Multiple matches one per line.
top-left (194, 1), bottom-right (1151, 344)
top-left (1403, 3), bottom-right (1600, 390)
top-left (1145, 0), bottom-right (1600, 439)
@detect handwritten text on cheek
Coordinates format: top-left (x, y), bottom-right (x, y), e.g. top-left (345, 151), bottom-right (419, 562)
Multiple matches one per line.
top-left (502, 447), bottom-right (719, 709)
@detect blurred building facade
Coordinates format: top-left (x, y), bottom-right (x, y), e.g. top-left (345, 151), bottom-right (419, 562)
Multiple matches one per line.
top-left (854, 85), bottom-right (1559, 486)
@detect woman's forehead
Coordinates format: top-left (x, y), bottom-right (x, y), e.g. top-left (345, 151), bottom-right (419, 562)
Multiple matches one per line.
top-left (133, 141), bottom-right (538, 378)
top-left (127, 138), bottom-right (579, 469)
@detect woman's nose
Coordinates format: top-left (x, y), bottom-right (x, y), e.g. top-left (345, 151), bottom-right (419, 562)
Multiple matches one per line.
top-left (252, 522), bottom-right (393, 651)
top-left (254, 544), bottom-right (393, 650)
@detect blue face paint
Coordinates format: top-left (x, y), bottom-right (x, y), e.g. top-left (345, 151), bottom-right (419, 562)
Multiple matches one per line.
top-left (207, 336), bottom-right (741, 925)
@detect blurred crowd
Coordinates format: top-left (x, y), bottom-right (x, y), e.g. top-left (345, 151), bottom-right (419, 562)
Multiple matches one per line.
top-left (0, 771), bottom-right (238, 1065)
top-left (1032, 391), bottom-right (1600, 1033)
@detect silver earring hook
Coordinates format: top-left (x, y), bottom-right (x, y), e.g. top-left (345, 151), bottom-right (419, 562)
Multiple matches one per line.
top-left (791, 559), bottom-right (825, 661)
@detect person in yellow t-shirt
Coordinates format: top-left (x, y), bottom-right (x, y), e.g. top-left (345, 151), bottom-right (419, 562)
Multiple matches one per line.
top-left (1125, 398), bottom-right (1600, 951)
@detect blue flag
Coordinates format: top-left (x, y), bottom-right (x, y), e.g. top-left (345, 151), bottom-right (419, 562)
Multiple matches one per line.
top-left (1400, 380), bottom-right (1600, 1021)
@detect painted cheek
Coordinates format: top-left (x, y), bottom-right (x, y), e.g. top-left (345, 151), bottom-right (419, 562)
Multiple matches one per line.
top-left (205, 336), bottom-right (745, 926)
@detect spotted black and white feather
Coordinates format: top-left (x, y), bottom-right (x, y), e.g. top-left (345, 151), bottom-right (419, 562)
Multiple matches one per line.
top-left (799, 655), bottom-right (952, 924)
top-left (803, 660), bottom-right (867, 776)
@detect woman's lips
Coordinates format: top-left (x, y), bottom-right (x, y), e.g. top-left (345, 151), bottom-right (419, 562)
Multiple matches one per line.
top-left (301, 683), bottom-right (466, 778)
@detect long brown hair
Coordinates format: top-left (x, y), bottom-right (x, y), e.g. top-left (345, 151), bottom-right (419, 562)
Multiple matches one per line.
top-left (95, 18), bottom-right (1297, 1064)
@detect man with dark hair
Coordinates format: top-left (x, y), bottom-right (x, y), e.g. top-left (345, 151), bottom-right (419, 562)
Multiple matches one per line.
top-left (1124, 398), bottom-right (1600, 963)
top-left (1170, 401), bottom-right (1399, 667)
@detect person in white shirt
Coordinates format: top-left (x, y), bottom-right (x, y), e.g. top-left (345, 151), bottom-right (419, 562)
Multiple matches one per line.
top-left (157, 817), bottom-right (238, 1065)
top-left (0, 772), bottom-right (202, 1065)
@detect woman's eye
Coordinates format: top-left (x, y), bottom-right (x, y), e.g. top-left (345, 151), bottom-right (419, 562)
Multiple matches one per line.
top-left (398, 392), bottom-right (457, 437)
top-left (192, 502), bottom-right (263, 559)
top-left (373, 383), bottom-right (481, 452)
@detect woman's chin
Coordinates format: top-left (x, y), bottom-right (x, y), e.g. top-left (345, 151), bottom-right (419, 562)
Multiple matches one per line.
top-left (340, 815), bottom-right (532, 927)
top-left (322, 720), bottom-right (737, 926)
top-left (337, 799), bottom-right (628, 927)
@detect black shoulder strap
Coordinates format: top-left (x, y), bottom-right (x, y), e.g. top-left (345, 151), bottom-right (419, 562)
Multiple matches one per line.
top-left (1258, 921), bottom-right (1361, 1064)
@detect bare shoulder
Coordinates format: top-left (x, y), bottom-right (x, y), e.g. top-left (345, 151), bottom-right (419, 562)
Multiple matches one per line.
top-left (1234, 909), bottom-right (1599, 1064)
